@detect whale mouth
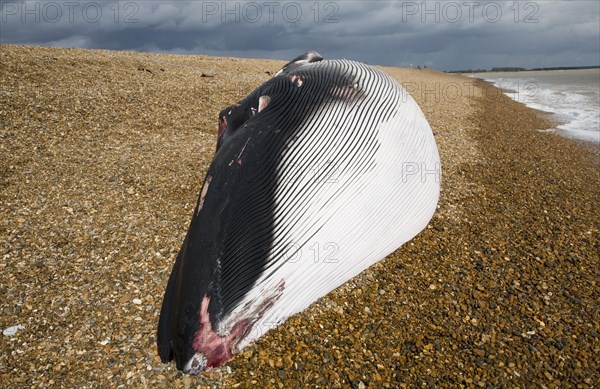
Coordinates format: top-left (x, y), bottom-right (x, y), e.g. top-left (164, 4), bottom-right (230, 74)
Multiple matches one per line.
top-left (184, 353), bottom-right (207, 375)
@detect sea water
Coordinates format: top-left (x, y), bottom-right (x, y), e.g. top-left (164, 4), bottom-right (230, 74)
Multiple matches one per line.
top-left (474, 69), bottom-right (600, 143)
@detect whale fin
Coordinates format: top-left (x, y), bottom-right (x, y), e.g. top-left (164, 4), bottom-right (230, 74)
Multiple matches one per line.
top-left (274, 51), bottom-right (323, 76)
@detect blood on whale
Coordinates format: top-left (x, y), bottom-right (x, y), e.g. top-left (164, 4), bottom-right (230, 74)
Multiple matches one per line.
top-left (187, 279), bottom-right (286, 373)
top-left (191, 295), bottom-right (242, 368)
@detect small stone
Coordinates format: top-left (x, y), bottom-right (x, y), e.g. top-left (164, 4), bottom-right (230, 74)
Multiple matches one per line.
top-left (3, 324), bottom-right (24, 336)
top-left (132, 298), bottom-right (142, 305)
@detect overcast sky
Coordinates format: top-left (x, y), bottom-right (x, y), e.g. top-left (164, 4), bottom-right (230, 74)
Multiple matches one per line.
top-left (1, 1), bottom-right (598, 70)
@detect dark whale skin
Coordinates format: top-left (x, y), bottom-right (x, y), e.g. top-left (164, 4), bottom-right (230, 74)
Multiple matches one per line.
top-left (157, 52), bottom-right (332, 371)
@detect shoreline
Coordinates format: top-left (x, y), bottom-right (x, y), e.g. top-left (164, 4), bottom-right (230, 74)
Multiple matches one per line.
top-left (468, 72), bottom-right (600, 147)
top-left (487, 82), bottom-right (600, 161)
top-left (1, 45), bottom-right (598, 387)
top-left (484, 80), bottom-right (600, 161)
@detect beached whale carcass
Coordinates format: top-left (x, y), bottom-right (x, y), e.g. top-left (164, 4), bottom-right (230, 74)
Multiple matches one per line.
top-left (157, 52), bottom-right (441, 374)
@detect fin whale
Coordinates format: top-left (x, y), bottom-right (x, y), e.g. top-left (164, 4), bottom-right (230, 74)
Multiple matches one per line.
top-left (157, 52), bottom-right (441, 374)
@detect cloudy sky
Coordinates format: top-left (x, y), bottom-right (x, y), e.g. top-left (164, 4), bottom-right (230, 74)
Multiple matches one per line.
top-left (1, 0), bottom-right (598, 70)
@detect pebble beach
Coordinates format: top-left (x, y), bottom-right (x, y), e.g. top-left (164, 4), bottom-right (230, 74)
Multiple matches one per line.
top-left (1, 45), bottom-right (598, 388)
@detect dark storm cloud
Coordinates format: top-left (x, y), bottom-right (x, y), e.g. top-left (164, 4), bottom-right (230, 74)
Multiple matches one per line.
top-left (0, 0), bottom-right (598, 70)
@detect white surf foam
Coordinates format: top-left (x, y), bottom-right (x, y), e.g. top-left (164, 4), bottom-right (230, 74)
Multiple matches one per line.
top-left (476, 69), bottom-right (600, 143)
